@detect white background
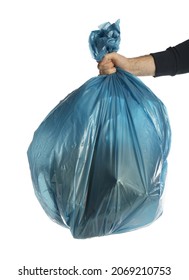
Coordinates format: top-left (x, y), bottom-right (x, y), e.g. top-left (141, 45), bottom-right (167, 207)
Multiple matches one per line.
top-left (1, 0), bottom-right (189, 279)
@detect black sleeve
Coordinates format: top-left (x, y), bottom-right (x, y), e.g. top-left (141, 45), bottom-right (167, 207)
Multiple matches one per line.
top-left (151, 40), bottom-right (189, 77)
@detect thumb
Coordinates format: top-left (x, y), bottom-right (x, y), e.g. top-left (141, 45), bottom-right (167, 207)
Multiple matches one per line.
top-left (103, 52), bottom-right (117, 62)
top-left (99, 53), bottom-right (117, 67)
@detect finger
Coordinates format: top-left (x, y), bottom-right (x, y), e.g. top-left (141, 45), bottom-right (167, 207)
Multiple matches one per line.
top-left (99, 67), bottom-right (117, 75)
top-left (98, 60), bottom-right (108, 69)
top-left (98, 61), bottom-right (114, 71)
top-left (98, 54), bottom-right (111, 66)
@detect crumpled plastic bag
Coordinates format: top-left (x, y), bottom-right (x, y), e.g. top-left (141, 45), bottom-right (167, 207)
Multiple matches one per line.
top-left (27, 20), bottom-right (171, 239)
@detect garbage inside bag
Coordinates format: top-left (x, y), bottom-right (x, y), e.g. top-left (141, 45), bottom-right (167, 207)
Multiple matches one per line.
top-left (27, 20), bottom-right (171, 239)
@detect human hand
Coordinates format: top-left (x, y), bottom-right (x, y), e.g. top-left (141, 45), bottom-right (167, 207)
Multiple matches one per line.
top-left (98, 53), bottom-right (156, 76)
top-left (98, 52), bottom-right (128, 75)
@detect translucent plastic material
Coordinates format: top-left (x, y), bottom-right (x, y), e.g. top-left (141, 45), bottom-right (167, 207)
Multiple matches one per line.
top-left (27, 21), bottom-right (171, 239)
top-left (89, 19), bottom-right (120, 61)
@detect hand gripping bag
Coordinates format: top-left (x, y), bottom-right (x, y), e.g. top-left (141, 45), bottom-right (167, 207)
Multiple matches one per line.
top-left (27, 20), bottom-right (171, 239)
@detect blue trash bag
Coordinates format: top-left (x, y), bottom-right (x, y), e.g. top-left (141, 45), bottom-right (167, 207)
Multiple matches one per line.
top-left (27, 20), bottom-right (171, 239)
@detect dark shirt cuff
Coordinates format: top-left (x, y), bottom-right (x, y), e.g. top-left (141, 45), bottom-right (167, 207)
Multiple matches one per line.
top-left (151, 40), bottom-right (189, 77)
top-left (151, 48), bottom-right (177, 77)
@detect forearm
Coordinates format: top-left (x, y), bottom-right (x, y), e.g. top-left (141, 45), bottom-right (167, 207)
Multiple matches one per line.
top-left (126, 55), bottom-right (155, 76)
